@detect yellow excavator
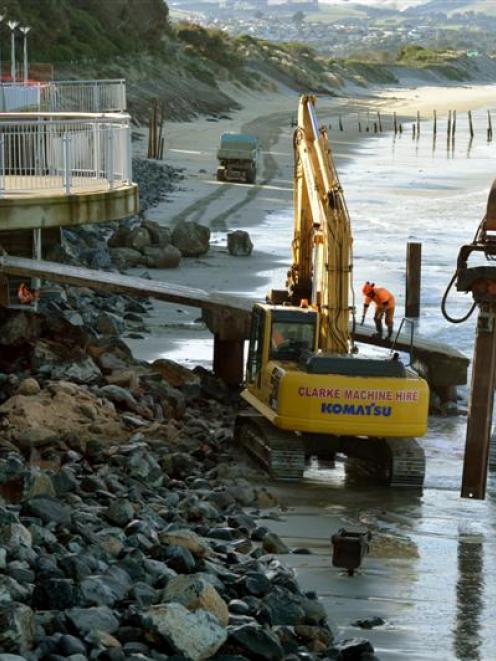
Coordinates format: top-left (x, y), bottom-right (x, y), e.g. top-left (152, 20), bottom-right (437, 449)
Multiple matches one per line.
top-left (234, 95), bottom-right (429, 487)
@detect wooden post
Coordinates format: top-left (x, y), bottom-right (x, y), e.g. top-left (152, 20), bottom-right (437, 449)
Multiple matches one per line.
top-left (0, 275), bottom-right (10, 306)
top-left (213, 336), bottom-right (244, 386)
top-left (468, 110), bottom-right (474, 139)
top-left (433, 109), bottom-right (437, 135)
top-left (147, 111), bottom-right (153, 159)
top-left (393, 112), bottom-right (398, 135)
top-left (488, 110), bottom-right (493, 142)
top-left (339, 115), bottom-right (343, 132)
top-left (461, 304), bottom-right (496, 499)
top-left (405, 242), bottom-right (422, 318)
top-left (357, 114), bottom-right (361, 132)
top-left (399, 123), bottom-right (403, 134)
top-left (452, 110), bottom-right (457, 140)
top-left (416, 110), bottom-right (420, 137)
top-left (374, 122), bottom-right (378, 134)
top-left (412, 123), bottom-right (416, 139)
top-left (150, 101), bottom-right (157, 158)
top-left (157, 104), bottom-right (164, 160)
top-left (377, 111), bottom-right (382, 132)
top-left (447, 110), bottom-right (452, 142)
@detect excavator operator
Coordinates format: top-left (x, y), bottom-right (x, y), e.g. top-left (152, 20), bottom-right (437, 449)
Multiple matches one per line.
top-left (361, 281), bottom-right (395, 340)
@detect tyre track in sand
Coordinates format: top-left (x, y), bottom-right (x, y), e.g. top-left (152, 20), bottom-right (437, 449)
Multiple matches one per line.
top-left (169, 110), bottom-right (292, 231)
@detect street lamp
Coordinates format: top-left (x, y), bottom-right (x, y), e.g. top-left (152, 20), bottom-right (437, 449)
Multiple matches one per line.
top-left (0, 15), bottom-right (5, 82)
top-left (7, 20), bottom-right (17, 83)
top-left (19, 26), bottom-right (30, 82)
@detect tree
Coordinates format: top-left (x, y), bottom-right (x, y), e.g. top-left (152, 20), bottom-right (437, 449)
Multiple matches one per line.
top-left (292, 11), bottom-right (305, 26)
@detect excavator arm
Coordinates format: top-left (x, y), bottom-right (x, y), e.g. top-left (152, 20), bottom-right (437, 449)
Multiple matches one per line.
top-left (287, 95), bottom-right (353, 354)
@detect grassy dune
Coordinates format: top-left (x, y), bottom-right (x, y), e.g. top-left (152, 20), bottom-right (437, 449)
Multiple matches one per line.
top-left (5, 0), bottom-right (495, 120)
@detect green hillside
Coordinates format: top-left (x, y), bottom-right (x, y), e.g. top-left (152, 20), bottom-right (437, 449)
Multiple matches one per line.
top-left (2, 0), bottom-right (170, 61)
top-left (3, 0), bottom-right (494, 121)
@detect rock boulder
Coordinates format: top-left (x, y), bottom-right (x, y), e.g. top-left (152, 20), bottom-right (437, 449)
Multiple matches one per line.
top-left (141, 603), bottom-right (227, 660)
top-left (171, 221), bottom-right (210, 257)
top-left (163, 574), bottom-right (229, 626)
top-left (143, 245), bottom-right (181, 269)
top-left (227, 230), bottom-right (253, 256)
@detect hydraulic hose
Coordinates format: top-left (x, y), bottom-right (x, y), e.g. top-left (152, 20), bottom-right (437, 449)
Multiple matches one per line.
top-left (441, 270), bottom-right (477, 324)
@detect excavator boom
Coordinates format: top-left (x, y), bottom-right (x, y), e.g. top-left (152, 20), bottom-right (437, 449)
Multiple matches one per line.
top-left (288, 95), bottom-right (352, 354)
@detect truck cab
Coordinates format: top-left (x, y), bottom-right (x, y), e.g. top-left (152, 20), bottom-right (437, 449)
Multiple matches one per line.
top-left (216, 133), bottom-right (258, 184)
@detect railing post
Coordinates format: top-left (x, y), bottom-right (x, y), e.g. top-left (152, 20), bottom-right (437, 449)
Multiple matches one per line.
top-left (126, 124), bottom-right (132, 185)
top-left (93, 122), bottom-right (100, 180)
top-left (107, 127), bottom-right (114, 190)
top-left (63, 132), bottom-right (72, 194)
top-left (121, 79), bottom-right (126, 112)
top-left (0, 134), bottom-right (5, 197)
top-left (94, 82), bottom-right (100, 113)
top-left (32, 228), bottom-right (42, 309)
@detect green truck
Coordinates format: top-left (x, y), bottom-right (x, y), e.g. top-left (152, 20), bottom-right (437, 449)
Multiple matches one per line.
top-left (216, 133), bottom-right (258, 184)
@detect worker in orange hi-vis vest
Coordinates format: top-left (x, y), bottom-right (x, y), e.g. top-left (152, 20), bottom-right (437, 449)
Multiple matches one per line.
top-left (361, 281), bottom-right (395, 340)
top-left (17, 282), bottom-right (39, 305)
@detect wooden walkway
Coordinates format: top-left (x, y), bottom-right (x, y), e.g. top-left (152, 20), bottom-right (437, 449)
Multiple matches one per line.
top-left (0, 255), bottom-right (469, 389)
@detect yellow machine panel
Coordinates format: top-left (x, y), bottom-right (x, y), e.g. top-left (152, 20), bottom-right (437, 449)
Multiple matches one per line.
top-left (264, 369), bottom-right (428, 437)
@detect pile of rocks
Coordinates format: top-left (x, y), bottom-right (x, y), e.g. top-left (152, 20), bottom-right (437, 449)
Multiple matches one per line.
top-left (0, 307), bottom-right (373, 660)
top-left (132, 159), bottom-right (184, 214)
top-left (107, 220), bottom-right (210, 270)
top-left (37, 283), bottom-right (151, 341)
top-left (108, 220), bottom-right (182, 270)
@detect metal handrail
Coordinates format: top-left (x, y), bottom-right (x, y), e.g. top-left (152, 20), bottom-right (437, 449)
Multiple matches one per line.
top-left (0, 79), bottom-right (127, 113)
top-left (390, 317), bottom-right (416, 366)
top-left (0, 112), bottom-right (132, 197)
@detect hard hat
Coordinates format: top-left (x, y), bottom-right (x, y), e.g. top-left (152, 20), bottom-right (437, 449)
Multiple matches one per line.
top-left (362, 281), bottom-right (375, 296)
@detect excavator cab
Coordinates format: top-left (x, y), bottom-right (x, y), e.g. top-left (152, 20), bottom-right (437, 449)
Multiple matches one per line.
top-left (246, 303), bottom-right (318, 387)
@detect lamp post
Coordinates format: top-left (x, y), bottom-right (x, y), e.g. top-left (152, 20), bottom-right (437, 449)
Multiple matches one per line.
top-left (19, 27), bottom-right (30, 82)
top-left (7, 20), bottom-right (18, 83)
top-left (0, 15), bottom-right (5, 82)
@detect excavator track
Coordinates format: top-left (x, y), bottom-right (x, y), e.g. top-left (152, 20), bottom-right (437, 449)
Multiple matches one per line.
top-left (343, 437), bottom-right (425, 488)
top-left (234, 412), bottom-right (305, 481)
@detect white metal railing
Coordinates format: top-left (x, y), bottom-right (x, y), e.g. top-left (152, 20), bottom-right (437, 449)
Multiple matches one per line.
top-left (0, 112), bottom-right (133, 197)
top-left (0, 79), bottom-right (126, 113)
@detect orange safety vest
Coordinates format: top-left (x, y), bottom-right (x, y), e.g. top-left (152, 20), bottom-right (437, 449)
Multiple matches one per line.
top-left (272, 328), bottom-right (285, 347)
top-left (17, 283), bottom-right (38, 305)
top-left (364, 287), bottom-right (395, 310)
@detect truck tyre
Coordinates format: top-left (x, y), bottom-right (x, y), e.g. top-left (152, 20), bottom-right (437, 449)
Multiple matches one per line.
top-left (247, 167), bottom-right (256, 184)
top-left (216, 168), bottom-right (225, 182)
